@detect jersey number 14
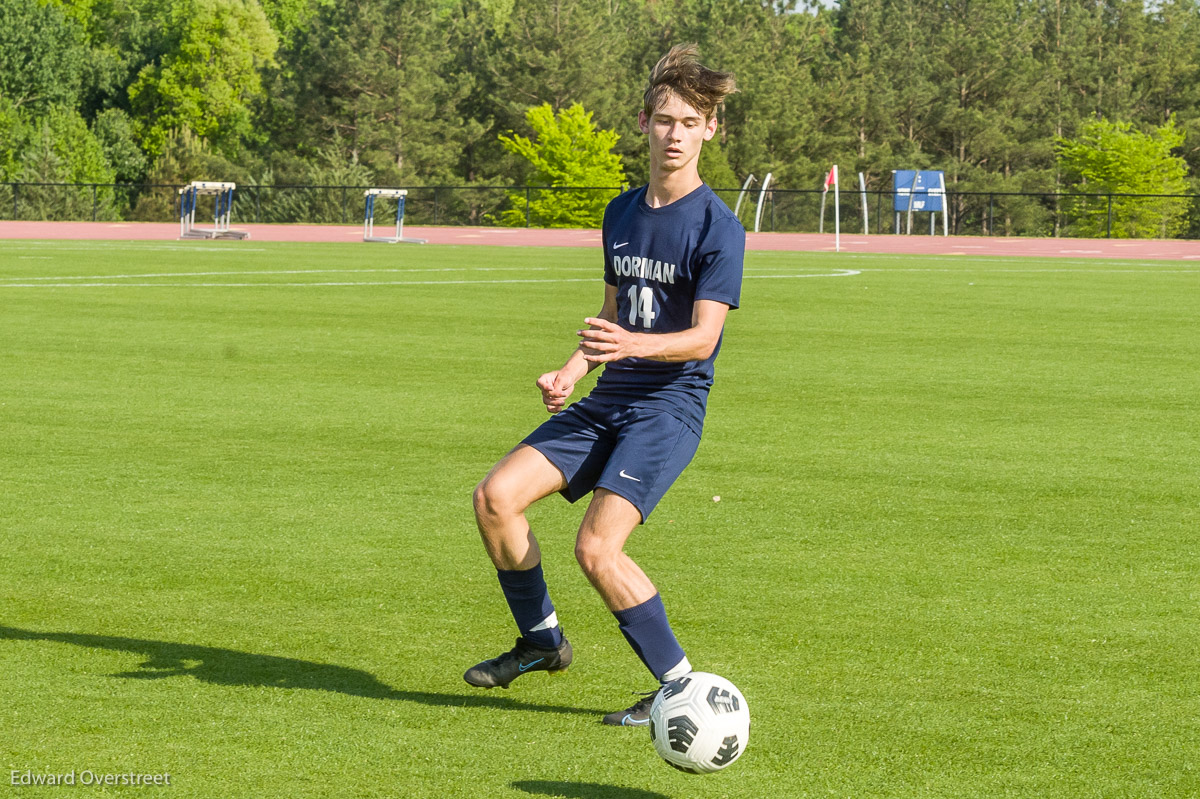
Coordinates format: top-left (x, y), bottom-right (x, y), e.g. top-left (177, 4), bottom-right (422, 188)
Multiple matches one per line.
top-left (627, 286), bottom-right (656, 329)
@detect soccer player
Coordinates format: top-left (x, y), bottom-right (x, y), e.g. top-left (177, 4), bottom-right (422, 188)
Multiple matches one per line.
top-left (464, 44), bottom-right (743, 727)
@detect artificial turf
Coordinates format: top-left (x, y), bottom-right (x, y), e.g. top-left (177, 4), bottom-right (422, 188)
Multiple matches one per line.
top-left (1, 240), bottom-right (1197, 798)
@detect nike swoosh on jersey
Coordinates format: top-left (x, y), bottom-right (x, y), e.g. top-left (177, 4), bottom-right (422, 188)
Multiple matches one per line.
top-left (618, 470), bottom-right (642, 482)
top-left (612, 241), bottom-right (630, 249)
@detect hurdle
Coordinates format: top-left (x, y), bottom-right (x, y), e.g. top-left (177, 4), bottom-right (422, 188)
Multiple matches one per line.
top-left (178, 181), bottom-right (250, 240)
top-left (363, 189), bottom-right (426, 243)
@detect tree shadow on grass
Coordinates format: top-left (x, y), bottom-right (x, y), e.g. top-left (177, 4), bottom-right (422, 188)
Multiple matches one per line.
top-left (513, 781), bottom-right (670, 799)
top-left (0, 625), bottom-right (603, 717)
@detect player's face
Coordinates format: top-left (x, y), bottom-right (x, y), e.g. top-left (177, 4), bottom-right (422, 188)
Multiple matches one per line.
top-left (638, 93), bottom-right (718, 175)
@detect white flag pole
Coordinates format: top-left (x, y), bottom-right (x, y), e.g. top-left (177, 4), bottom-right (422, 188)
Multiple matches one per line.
top-left (754, 172), bottom-right (773, 234)
top-left (859, 171), bottom-right (869, 235)
top-left (939, 171), bottom-right (949, 236)
top-left (833, 165), bottom-right (840, 252)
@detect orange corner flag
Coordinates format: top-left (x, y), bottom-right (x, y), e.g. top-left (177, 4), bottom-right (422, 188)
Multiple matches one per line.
top-left (823, 165), bottom-right (838, 192)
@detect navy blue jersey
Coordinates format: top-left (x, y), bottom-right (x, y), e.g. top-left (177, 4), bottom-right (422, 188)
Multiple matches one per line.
top-left (590, 183), bottom-right (744, 433)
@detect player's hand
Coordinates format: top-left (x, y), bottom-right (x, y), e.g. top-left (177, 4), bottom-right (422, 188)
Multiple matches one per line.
top-left (536, 370), bottom-right (575, 414)
top-left (578, 317), bottom-right (640, 363)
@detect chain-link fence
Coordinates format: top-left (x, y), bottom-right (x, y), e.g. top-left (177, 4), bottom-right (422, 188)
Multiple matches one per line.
top-left (2, 182), bottom-right (1197, 239)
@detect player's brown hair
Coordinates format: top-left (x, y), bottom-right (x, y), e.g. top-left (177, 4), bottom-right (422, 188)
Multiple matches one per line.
top-left (643, 44), bottom-right (737, 121)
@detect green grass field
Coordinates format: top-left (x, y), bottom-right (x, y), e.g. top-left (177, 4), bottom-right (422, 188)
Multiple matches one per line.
top-left (1, 240), bottom-right (1197, 798)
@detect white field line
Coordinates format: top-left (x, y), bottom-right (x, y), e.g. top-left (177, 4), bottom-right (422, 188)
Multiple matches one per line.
top-left (859, 268), bottom-right (1200, 273)
top-left (0, 278), bottom-right (600, 288)
top-left (0, 267), bottom-right (863, 287)
top-left (827, 253), bottom-right (1200, 270)
top-left (0, 266), bottom-right (592, 282)
top-left (4, 258), bottom-right (1197, 287)
top-left (4, 241), bottom-right (269, 249)
top-left (1, 244), bottom-right (269, 253)
top-left (5, 243), bottom-right (1198, 268)
top-left (745, 269), bottom-right (861, 278)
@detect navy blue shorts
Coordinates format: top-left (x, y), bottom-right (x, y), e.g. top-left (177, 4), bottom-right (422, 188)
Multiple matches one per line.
top-left (521, 397), bottom-right (701, 523)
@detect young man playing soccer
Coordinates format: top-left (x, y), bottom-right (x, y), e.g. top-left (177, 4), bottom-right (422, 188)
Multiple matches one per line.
top-left (464, 44), bottom-right (743, 726)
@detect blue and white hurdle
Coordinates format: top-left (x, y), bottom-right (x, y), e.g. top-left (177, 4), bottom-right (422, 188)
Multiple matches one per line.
top-left (178, 181), bottom-right (249, 240)
top-left (363, 189), bottom-right (426, 244)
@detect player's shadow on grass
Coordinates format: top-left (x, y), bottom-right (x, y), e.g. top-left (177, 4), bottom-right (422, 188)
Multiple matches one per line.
top-left (513, 781), bottom-right (670, 799)
top-left (0, 625), bottom-right (602, 718)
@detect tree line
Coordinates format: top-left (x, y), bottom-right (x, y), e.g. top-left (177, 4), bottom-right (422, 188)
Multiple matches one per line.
top-left (1, 0), bottom-right (1198, 235)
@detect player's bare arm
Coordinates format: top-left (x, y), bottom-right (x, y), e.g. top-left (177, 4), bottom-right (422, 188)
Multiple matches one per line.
top-left (577, 298), bottom-right (729, 364)
top-left (536, 288), bottom-right (621, 412)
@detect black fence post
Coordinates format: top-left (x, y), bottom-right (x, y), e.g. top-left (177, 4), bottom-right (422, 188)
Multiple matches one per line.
top-left (92, 184), bottom-right (98, 222)
top-left (341, 186), bottom-right (347, 224)
top-left (1106, 195), bottom-right (1113, 238)
top-left (434, 187), bottom-right (440, 225)
top-left (255, 187), bottom-right (260, 223)
top-left (13, 182), bottom-right (18, 220)
top-left (988, 194), bottom-right (994, 235)
top-left (525, 187), bottom-right (531, 227)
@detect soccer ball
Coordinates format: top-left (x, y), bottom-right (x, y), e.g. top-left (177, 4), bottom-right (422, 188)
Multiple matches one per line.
top-left (649, 672), bottom-right (750, 774)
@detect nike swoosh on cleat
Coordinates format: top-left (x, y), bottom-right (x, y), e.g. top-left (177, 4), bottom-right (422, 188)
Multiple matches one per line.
top-left (612, 241), bottom-right (629, 249)
top-left (518, 658), bottom-right (545, 672)
top-left (618, 470), bottom-right (641, 482)
top-left (622, 714), bottom-right (650, 726)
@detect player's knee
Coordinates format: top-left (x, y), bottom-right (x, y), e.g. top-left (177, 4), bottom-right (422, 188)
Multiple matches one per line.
top-left (472, 479), bottom-right (497, 521)
top-left (573, 540), bottom-right (596, 576)
top-left (574, 538), bottom-right (614, 579)
top-left (473, 475), bottom-right (517, 522)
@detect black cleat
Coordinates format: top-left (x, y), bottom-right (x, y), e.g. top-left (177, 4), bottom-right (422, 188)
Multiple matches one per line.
top-left (463, 635), bottom-right (572, 689)
top-left (602, 688), bottom-right (660, 727)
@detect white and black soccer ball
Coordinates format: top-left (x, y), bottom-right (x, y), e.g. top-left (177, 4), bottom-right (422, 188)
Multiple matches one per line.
top-left (649, 672), bottom-right (750, 774)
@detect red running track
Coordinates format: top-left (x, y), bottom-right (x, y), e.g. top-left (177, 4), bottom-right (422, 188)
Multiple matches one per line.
top-left (1, 220), bottom-right (1198, 260)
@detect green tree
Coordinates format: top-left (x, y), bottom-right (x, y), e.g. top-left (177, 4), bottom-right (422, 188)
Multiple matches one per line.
top-left (1056, 117), bottom-right (1189, 238)
top-left (20, 107), bottom-right (114, 184)
top-left (699, 138), bottom-right (738, 191)
top-left (0, 0), bottom-right (88, 109)
top-left (128, 127), bottom-right (249, 220)
top-left (496, 102), bottom-right (625, 228)
top-left (93, 107), bottom-right (149, 215)
top-left (127, 0), bottom-right (278, 157)
top-left (93, 108), bottom-right (147, 183)
top-left (826, 0), bottom-right (898, 179)
top-left (461, 0), bottom-right (647, 178)
top-left (257, 0), bottom-right (318, 47)
top-left (250, 142), bottom-right (374, 224)
top-left (39, 0), bottom-right (157, 118)
top-left (0, 95), bottom-right (30, 180)
top-left (929, 0), bottom-right (1053, 233)
top-left (15, 106), bottom-right (118, 220)
top-left (272, 0), bottom-right (472, 184)
top-left (673, 0), bottom-right (827, 192)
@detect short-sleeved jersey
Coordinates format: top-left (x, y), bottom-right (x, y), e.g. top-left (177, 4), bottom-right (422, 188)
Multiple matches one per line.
top-left (589, 182), bottom-right (745, 433)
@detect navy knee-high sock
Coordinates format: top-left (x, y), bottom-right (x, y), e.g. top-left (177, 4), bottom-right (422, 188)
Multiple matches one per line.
top-left (613, 593), bottom-right (691, 683)
top-left (496, 562), bottom-right (562, 649)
